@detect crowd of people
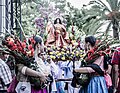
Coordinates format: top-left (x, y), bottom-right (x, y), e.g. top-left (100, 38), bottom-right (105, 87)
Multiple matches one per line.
top-left (0, 18), bottom-right (120, 93)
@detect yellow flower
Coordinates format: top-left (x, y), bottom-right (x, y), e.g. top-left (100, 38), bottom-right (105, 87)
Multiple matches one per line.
top-left (72, 40), bottom-right (76, 43)
top-left (71, 52), bottom-right (74, 55)
top-left (47, 47), bottom-right (51, 50)
top-left (76, 53), bottom-right (79, 56)
top-left (63, 46), bottom-right (67, 49)
top-left (80, 50), bottom-right (83, 52)
top-left (50, 55), bottom-right (56, 59)
top-left (49, 52), bottom-right (54, 54)
top-left (26, 51), bottom-right (32, 56)
top-left (80, 54), bottom-right (85, 58)
top-left (57, 53), bottom-right (61, 56)
top-left (61, 56), bottom-right (65, 60)
top-left (61, 51), bottom-right (64, 54)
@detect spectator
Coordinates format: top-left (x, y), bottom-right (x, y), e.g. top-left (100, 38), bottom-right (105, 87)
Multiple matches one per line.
top-left (0, 53), bottom-right (12, 93)
top-left (111, 47), bottom-right (120, 93)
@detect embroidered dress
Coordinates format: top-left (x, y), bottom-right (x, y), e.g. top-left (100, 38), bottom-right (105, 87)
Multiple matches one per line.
top-left (79, 56), bottom-right (108, 93)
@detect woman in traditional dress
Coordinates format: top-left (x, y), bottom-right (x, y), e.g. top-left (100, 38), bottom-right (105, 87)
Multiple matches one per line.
top-left (8, 36), bottom-right (50, 93)
top-left (45, 18), bottom-right (69, 48)
top-left (31, 35), bottom-right (51, 93)
top-left (74, 36), bottom-right (108, 93)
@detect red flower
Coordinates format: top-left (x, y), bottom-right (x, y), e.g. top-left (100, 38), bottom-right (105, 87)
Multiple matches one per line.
top-left (29, 37), bottom-right (35, 45)
top-left (22, 42), bottom-right (26, 48)
top-left (8, 41), bottom-right (14, 46)
top-left (28, 44), bottom-right (33, 50)
top-left (31, 38), bottom-right (35, 44)
top-left (24, 40), bottom-right (26, 43)
top-left (18, 46), bottom-right (23, 52)
top-left (88, 48), bottom-right (94, 56)
top-left (31, 48), bottom-right (34, 56)
top-left (16, 41), bottom-right (21, 47)
top-left (11, 44), bottom-right (17, 50)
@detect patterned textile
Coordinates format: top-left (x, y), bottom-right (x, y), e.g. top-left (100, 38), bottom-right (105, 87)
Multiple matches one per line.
top-left (79, 76), bottom-right (108, 93)
top-left (0, 58), bottom-right (12, 90)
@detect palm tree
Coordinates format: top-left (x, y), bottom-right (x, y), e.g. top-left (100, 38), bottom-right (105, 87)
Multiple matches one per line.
top-left (81, 0), bottom-right (120, 39)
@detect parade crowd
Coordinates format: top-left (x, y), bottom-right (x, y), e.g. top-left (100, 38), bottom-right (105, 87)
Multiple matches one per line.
top-left (0, 18), bottom-right (120, 93)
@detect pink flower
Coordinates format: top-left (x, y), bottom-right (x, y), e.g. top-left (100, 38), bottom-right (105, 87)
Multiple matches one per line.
top-left (11, 44), bottom-right (17, 50)
top-left (22, 42), bottom-right (26, 48)
top-left (28, 44), bottom-right (33, 50)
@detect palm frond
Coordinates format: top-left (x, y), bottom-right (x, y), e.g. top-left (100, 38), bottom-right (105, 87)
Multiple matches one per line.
top-left (92, 22), bottom-right (105, 35)
top-left (117, 1), bottom-right (120, 10)
top-left (89, 0), bottom-right (104, 8)
top-left (106, 0), bottom-right (119, 11)
top-left (97, 0), bottom-right (111, 12)
top-left (104, 21), bottom-right (112, 35)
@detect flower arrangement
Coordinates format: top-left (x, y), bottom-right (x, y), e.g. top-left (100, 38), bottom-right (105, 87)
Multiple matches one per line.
top-left (1, 35), bottom-right (35, 67)
top-left (78, 38), bottom-right (119, 66)
top-left (46, 46), bottom-right (85, 61)
top-left (71, 38), bottom-right (116, 88)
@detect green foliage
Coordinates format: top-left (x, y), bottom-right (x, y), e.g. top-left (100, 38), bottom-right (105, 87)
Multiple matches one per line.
top-left (21, 0), bottom-right (120, 41)
top-left (21, 0), bottom-right (84, 41)
top-left (81, 0), bottom-right (120, 39)
top-left (21, 2), bottom-right (39, 36)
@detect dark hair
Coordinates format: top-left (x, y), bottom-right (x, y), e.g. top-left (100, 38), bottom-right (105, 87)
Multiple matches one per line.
top-left (54, 18), bottom-right (62, 24)
top-left (34, 36), bottom-right (43, 49)
top-left (85, 36), bottom-right (96, 47)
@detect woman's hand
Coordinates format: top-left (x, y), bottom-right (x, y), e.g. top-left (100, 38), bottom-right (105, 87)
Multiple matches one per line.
top-left (39, 74), bottom-right (47, 83)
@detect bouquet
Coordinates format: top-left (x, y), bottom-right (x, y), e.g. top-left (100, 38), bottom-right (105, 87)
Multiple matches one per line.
top-left (1, 35), bottom-right (35, 67)
top-left (71, 38), bottom-right (115, 88)
top-left (1, 34), bottom-right (52, 90)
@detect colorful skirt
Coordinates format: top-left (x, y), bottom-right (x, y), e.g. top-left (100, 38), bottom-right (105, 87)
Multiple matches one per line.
top-left (79, 76), bottom-right (108, 93)
top-left (31, 87), bottom-right (47, 93)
